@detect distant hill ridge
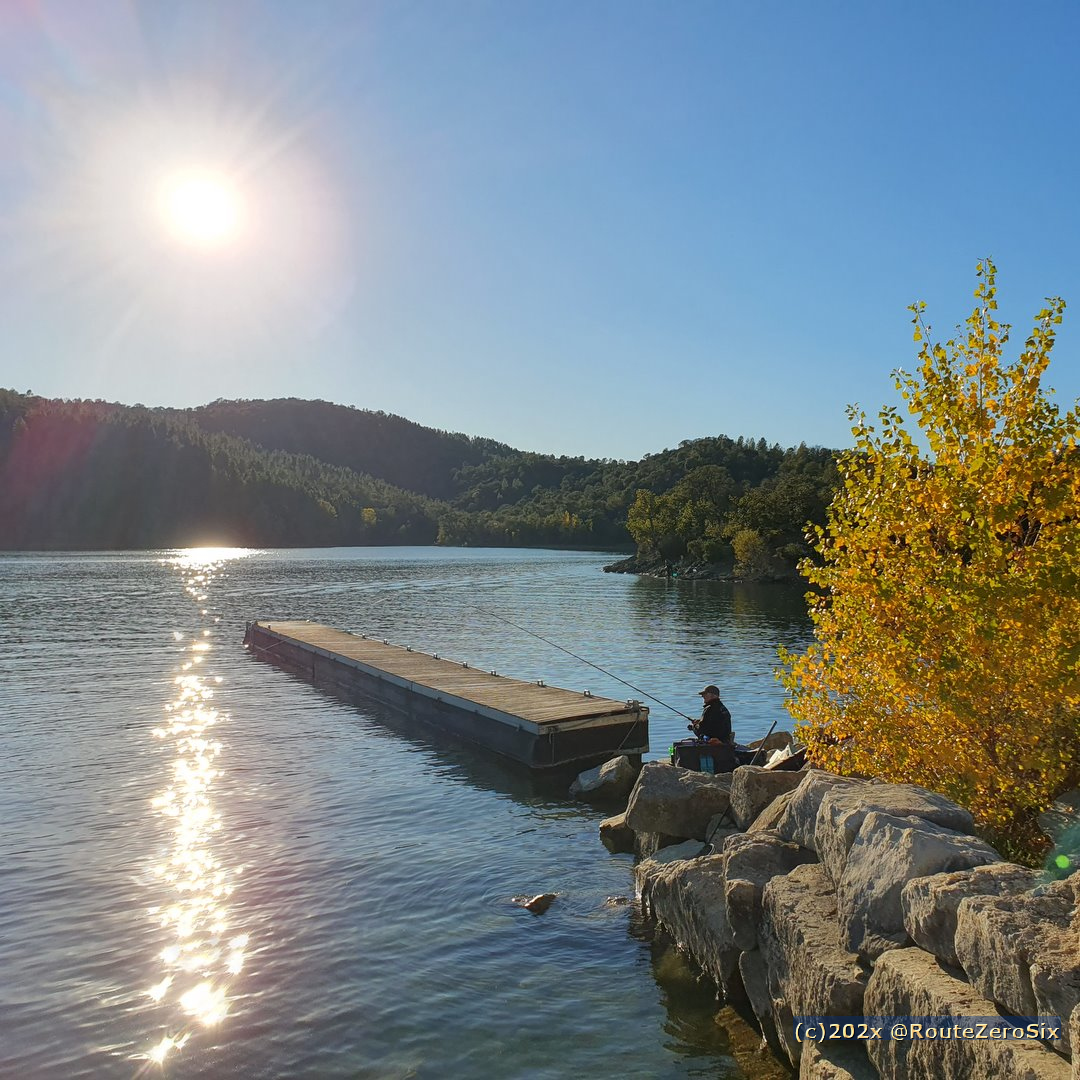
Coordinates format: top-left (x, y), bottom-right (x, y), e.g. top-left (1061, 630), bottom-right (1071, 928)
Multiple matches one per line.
top-left (0, 391), bottom-right (838, 560)
top-left (188, 397), bottom-right (517, 503)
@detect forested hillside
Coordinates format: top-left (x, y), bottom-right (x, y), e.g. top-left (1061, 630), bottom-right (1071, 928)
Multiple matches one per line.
top-left (0, 391), bottom-right (839, 565)
top-left (0, 392), bottom-right (440, 549)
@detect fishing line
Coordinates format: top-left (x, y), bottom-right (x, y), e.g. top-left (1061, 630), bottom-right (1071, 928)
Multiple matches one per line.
top-left (467, 602), bottom-right (695, 721)
top-left (350, 580), bottom-right (695, 721)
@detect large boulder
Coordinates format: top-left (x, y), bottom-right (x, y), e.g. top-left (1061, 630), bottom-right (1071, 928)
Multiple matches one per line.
top-left (1038, 788), bottom-right (1080, 842)
top-left (599, 812), bottom-right (635, 854)
top-left (722, 831), bottom-right (816, 950)
top-left (799, 1040), bottom-right (878, 1080)
top-left (1071, 1003), bottom-right (1080, 1080)
top-left (750, 729), bottom-right (794, 753)
top-left (774, 772), bottom-right (867, 851)
top-left (760, 863), bottom-right (871, 1067)
top-left (738, 947), bottom-right (784, 1058)
top-left (730, 765), bottom-right (807, 829)
top-left (749, 788), bottom-right (797, 834)
top-left (634, 841), bottom-right (704, 891)
top-left (701, 818), bottom-right (743, 855)
top-left (625, 762), bottom-right (733, 841)
top-left (954, 872), bottom-right (1080, 1054)
top-left (901, 862), bottom-right (1039, 967)
top-left (816, 782), bottom-right (975, 886)
top-left (837, 811), bottom-right (1000, 960)
top-left (638, 853), bottom-right (741, 989)
top-left (569, 754), bottom-right (639, 802)
top-left (865, 947), bottom-right (1071, 1080)
top-left (634, 830), bottom-right (686, 860)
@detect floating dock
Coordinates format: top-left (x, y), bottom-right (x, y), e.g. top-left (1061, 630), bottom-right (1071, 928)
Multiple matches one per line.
top-left (244, 620), bottom-right (650, 770)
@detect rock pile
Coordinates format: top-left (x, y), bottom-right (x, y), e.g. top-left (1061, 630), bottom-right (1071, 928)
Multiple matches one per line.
top-left (586, 758), bottom-right (1080, 1080)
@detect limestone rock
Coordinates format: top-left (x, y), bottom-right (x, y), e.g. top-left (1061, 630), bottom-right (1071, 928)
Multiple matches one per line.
top-left (865, 947), bottom-right (1071, 1080)
top-left (569, 754), bottom-right (639, 802)
top-left (955, 872), bottom-right (1080, 1054)
top-left (750, 729), bottom-right (794, 754)
top-left (739, 947), bottom-right (784, 1059)
top-left (634, 830), bottom-right (685, 860)
top-left (723, 831), bottom-right (816, 951)
top-left (701, 817), bottom-right (743, 854)
top-left (749, 788), bottom-right (796, 834)
top-left (625, 761), bottom-right (733, 841)
top-left (731, 765), bottom-right (807, 829)
top-left (599, 812), bottom-right (635, 854)
top-left (1039, 788), bottom-right (1080, 842)
top-left (816, 782), bottom-right (975, 886)
top-left (799, 1040), bottom-right (878, 1080)
top-left (837, 811), bottom-right (1000, 960)
top-left (638, 853), bottom-right (741, 989)
top-left (774, 771), bottom-right (867, 852)
top-left (1071, 1002), bottom-right (1080, 1080)
top-left (513, 892), bottom-right (556, 914)
top-left (760, 863), bottom-right (871, 1067)
top-left (634, 841), bottom-right (704, 893)
top-left (902, 862), bottom-right (1039, 967)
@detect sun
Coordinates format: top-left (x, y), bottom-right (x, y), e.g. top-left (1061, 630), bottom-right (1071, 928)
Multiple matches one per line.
top-left (156, 169), bottom-right (246, 250)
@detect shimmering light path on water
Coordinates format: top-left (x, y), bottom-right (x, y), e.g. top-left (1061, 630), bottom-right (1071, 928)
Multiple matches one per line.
top-left (0, 548), bottom-right (810, 1078)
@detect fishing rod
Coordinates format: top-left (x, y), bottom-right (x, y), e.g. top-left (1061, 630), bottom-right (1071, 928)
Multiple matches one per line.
top-left (698, 717), bottom-right (780, 856)
top-left (468, 602), bottom-right (696, 721)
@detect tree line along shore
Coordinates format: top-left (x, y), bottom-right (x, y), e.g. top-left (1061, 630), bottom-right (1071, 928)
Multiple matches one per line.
top-left (0, 389), bottom-right (836, 560)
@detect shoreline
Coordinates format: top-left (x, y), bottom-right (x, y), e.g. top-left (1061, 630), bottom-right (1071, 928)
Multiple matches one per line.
top-left (602, 551), bottom-right (800, 584)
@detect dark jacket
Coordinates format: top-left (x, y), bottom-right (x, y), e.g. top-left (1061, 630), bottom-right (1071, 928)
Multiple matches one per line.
top-left (695, 698), bottom-right (732, 742)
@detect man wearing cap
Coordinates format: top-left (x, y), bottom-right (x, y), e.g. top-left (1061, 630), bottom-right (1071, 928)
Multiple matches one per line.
top-left (694, 685), bottom-right (732, 743)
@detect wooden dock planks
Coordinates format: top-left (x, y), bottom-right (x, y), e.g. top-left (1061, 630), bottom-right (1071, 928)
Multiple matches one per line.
top-left (253, 620), bottom-right (639, 726)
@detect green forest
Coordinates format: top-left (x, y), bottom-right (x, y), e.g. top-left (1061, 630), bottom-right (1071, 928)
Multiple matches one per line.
top-left (0, 391), bottom-right (838, 569)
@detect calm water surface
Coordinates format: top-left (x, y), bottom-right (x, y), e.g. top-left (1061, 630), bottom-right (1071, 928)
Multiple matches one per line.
top-left (0, 548), bottom-right (811, 1078)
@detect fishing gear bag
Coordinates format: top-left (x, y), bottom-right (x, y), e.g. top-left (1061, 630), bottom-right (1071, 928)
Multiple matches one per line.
top-left (670, 739), bottom-right (739, 774)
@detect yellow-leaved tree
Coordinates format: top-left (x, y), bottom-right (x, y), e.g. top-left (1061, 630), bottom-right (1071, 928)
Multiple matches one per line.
top-left (780, 261), bottom-right (1080, 848)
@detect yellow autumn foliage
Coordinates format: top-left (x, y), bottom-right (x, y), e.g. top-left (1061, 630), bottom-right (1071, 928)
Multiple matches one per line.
top-left (780, 261), bottom-right (1080, 840)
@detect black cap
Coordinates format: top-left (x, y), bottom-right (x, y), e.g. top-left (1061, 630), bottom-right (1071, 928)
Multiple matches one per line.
top-left (698, 685), bottom-right (720, 696)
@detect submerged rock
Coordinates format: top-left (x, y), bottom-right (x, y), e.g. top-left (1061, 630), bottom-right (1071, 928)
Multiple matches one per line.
top-left (799, 1039), bottom-right (878, 1080)
top-left (513, 893), bottom-right (557, 915)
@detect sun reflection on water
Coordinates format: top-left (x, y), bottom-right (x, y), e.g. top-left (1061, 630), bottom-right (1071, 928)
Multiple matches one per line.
top-left (137, 548), bottom-right (254, 1069)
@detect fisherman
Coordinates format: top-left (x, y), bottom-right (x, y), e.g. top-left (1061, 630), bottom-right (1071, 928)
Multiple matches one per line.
top-left (692, 685), bottom-right (733, 743)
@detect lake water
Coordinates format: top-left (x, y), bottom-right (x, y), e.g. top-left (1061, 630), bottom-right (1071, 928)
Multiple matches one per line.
top-left (0, 547), bottom-right (812, 1078)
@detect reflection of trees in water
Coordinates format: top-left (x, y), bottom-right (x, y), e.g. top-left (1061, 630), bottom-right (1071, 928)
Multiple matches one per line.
top-left (627, 575), bottom-right (812, 645)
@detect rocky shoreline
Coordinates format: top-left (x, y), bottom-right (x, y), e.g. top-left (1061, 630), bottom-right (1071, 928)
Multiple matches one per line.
top-left (602, 552), bottom-right (799, 583)
top-left (571, 754), bottom-right (1080, 1079)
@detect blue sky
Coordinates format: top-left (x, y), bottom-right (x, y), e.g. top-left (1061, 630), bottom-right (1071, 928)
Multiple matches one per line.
top-left (2, 0), bottom-right (1079, 459)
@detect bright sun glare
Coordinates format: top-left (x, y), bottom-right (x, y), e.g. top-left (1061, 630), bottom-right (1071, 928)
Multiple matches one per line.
top-left (156, 170), bottom-right (245, 250)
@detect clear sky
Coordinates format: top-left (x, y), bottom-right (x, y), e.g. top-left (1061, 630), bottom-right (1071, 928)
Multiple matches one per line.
top-left (2, 0), bottom-right (1079, 460)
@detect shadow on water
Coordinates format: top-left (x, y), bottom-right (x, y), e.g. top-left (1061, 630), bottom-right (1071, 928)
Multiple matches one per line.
top-left (628, 910), bottom-right (794, 1079)
top-left (245, 653), bottom-right (594, 809)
